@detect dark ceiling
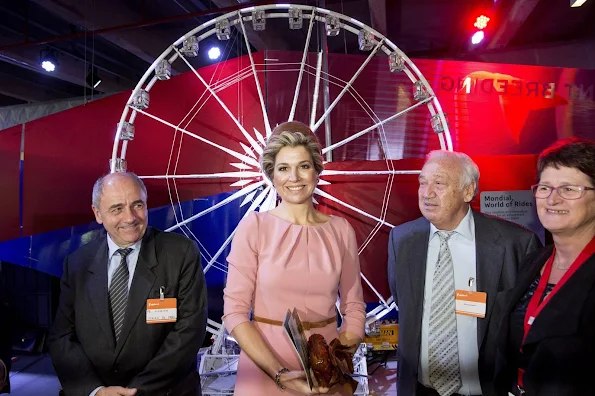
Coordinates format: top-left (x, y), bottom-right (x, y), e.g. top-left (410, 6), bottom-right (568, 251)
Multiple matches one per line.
top-left (0, 0), bottom-right (593, 107)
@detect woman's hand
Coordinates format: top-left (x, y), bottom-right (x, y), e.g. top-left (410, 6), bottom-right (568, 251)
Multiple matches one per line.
top-left (338, 332), bottom-right (361, 354)
top-left (279, 370), bottom-right (329, 395)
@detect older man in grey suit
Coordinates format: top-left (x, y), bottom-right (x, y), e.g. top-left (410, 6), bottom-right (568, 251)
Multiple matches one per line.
top-left (388, 150), bottom-right (541, 396)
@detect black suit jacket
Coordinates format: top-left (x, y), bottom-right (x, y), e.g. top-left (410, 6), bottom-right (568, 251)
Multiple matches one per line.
top-left (387, 210), bottom-right (541, 396)
top-left (0, 303), bottom-right (11, 394)
top-left (49, 227), bottom-right (207, 396)
top-left (483, 246), bottom-right (595, 396)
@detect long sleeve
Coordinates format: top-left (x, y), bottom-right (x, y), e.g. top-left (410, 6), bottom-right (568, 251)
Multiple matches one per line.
top-left (49, 256), bottom-right (104, 396)
top-left (223, 212), bottom-right (260, 334)
top-left (338, 220), bottom-right (366, 339)
top-left (387, 228), bottom-right (398, 307)
top-left (127, 241), bottom-right (207, 394)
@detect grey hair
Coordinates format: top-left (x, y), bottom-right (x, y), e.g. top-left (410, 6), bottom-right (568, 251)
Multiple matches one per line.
top-left (425, 150), bottom-right (480, 197)
top-left (92, 172), bottom-right (147, 208)
top-left (260, 121), bottom-right (324, 181)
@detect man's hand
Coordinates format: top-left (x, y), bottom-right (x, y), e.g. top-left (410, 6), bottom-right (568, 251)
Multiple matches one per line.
top-left (96, 386), bottom-right (137, 396)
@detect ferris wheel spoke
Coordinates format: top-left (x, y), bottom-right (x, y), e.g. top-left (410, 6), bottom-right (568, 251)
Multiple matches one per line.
top-left (131, 107), bottom-right (259, 167)
top-left (289, 12), bottom-right (316, 122)
top-left (173, 47), bottom-right (263, 155)
top-left (313, 188), bottom-right (394, 228)
top-left (166, 180), bottom-right (265, 232)
top-left (259, 186), bottom-right (278, 212)
top-left (238, 13), bottom-right (272, 137)
top-left (203, 185), bottom-right (270, 273)
top-left (320, 170), bottom-right (421, 177)
top-left (321, 96), bottom-right (433, 155)
top-left (312, 39), bottom-right (384, 133)
top-left (139, 171), bottom-right (261, 180)
top-left (309, 52), bottom-right (323, 128)
top-left (361, 272), bottom-right (389, 307)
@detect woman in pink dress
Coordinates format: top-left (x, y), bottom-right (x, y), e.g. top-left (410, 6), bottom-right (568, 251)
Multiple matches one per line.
top-left (223, 121), bottom-right (366, 395)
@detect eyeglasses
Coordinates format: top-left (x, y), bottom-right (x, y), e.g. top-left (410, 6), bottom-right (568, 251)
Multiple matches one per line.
top-left (531, 184), bottom-right (595, 200)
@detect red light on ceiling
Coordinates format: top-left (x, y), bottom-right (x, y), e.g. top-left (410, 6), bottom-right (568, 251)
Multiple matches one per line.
top-left (474, 15), bottom-right (490, 30)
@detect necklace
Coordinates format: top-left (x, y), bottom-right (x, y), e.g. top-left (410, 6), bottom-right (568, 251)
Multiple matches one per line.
top-left (553, 259), bottom-right (571, 271)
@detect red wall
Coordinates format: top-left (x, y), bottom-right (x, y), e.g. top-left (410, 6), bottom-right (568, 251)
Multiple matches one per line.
top-left (1, 52), bottom-right (593, 301)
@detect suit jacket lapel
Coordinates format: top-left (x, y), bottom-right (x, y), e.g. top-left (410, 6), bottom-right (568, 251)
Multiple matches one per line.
top-left (86, 236), bottom-right (116, 350)
top-left (410, 219), bottom-right (430, 340)
top-left (115, 228), bottom-right (157, 356)
top-left (474, 212), bottom-right (505, 347)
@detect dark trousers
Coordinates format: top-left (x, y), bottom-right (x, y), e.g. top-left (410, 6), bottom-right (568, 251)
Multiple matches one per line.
top-left (416, 382), bottom-right (482, 396)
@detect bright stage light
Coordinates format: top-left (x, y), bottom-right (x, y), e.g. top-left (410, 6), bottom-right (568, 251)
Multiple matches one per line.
top-left (40, 49), bottom-right (58, 72)
top-left (41, 60), bottom-right (56, 72)
top-left (208, 47), bottom-right (221, 60)
top-left (474, 15), bottom-right (491, 30)
top-left (471, 31), bottom-right (485, 45)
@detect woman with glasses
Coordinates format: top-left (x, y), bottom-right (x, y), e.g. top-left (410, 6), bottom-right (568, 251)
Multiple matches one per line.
top-left (482, 137), bottom-right (595, 396)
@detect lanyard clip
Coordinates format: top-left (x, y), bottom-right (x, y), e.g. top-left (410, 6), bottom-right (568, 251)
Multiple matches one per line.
top-left (159, 286), bottom-right (165, 301)
top-left (468, 277), bottom-right (474, 292)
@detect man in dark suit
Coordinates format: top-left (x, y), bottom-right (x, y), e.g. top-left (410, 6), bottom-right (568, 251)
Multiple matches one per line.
top-left (388, 150), bottom-right (541, 396)
top-left (0, 302), bottom-right (11, 394)
top-left (49, 172), bottom-right (207, 396)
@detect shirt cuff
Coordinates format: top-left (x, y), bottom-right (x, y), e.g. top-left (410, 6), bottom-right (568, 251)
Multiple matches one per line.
top-left (90, 386), bottom-right (104, 396)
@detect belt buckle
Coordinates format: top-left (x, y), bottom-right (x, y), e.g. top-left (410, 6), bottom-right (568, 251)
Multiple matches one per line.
top-left (517, 385), bottom-right (526, 395)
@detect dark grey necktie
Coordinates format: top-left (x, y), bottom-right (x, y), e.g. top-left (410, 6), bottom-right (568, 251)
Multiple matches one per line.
top-left (109, 248), bottom-right (133, 342)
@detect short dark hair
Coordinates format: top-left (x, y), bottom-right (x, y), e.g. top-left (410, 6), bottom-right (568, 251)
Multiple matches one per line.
top-left (537, 137), bottom-right (595, 186)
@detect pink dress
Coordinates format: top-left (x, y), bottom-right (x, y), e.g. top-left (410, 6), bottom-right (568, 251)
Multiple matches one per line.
top-left (223, 211), bottom-right (366, 395)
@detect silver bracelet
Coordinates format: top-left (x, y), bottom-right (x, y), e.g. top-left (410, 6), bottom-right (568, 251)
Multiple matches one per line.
top-left (274, 367), bottom-right (290, 390)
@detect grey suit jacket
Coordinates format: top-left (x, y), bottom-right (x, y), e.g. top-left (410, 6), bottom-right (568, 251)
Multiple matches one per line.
top-left (49, 227), bottom-right (208, 396)
top-left (387, 210), bottom-right (541, 396)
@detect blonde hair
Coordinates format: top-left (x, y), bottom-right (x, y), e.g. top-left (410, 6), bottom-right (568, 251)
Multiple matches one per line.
top-left (260, 121), bottom-right (324, 181)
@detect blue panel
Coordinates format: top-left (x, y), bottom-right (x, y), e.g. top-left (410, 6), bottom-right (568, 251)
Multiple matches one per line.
top-left (30, 226), bottom-right (74, 276)
top-left (0, 191), bottom-right (246, 283)
top-left (0, 235), bottom-right (31, 267)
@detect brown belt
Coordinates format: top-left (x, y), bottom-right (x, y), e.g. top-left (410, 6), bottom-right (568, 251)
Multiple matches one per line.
top-left (253, 315), bottom-right (336, 331)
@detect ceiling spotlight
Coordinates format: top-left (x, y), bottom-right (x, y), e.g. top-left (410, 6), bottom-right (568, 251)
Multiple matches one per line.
top-left (471, 31), bottom-right (485, 45)
top-left (40, 49), bottom-right (57, 72)
top-left (86, 67), bottom-right (102, 88)
top-left (208, 47), bottom-right (221, 60)
top-left (570, 0), bottom-right (587, 7)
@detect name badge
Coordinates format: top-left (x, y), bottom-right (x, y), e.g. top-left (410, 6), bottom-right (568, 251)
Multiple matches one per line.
top-left (455, 290), bottom-right (487, 318)
top-left (146, 298), bottom-right (177, 324)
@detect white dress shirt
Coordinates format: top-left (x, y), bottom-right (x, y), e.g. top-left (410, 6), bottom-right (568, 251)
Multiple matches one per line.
top-left (90, 235), bottom-right (142, 396)
top-left (106, 235), bottom-right (142, 290)
top-left (418, 207), bottom-right (482, 395)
